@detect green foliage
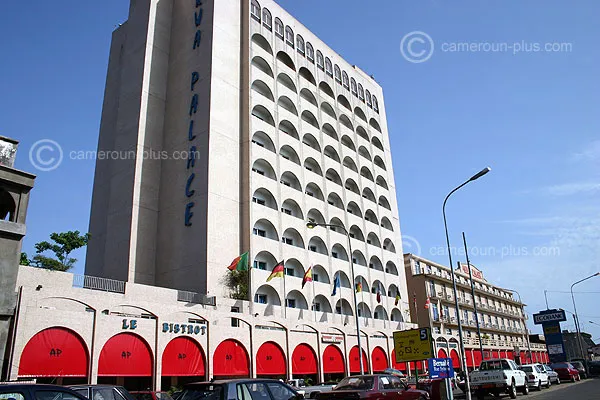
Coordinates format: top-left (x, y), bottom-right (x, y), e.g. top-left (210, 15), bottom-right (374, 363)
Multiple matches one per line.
top-left (31, 231), bottom-right (90, 272)
top-left (20, 252), bottom-right (30, 266)
top-left (223, 269), bottom-right (249, 300)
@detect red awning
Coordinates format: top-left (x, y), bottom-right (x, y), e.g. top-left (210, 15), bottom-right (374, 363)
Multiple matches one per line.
top-left (391, 348), bottom-right (406, 371)
top-left (507, 351), bottom-right (514, 360)
top-left (438, 348), bottom-right (448, 359)
top-left (465, 349), bottom-right (473, 368)
top-left (520, 351), bottom-right (527, 363)
top-left (99, 333), bottom-right (152, 377)
top-left (323, 345), bottom-right (345, 374)
top-left (450, 349), bottom-right (460, 369)
top-left (19, 327), bottom-right (88, 378)
top-left (292, 343), bottom-right (317, 375)
top-left (213, 339), bottom-right (249, 377)
top-left (371, 347), bottom-right (388, 373)
top-left (349, 346), bottom-right (369, 374)
top-left (256, 341), bottom-right (286, 376)
top-left (492, 351), bottom-right (500, 359)
top-left (473, 350), bottom-right (483, 367)
top-left (162, 336), bottom-right (205, 377)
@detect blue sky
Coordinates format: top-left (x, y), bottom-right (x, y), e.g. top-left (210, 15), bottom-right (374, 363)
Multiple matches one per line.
top-left (3, 1), bottom-right (599, 339)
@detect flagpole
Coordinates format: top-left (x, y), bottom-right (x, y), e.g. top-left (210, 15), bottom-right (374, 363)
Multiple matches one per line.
top-left (312, 269), bottom-right (317, 322)
top-left (249, 253), bottom-right (253, 315)
top-left (283, 262), bottom-right (287, 319)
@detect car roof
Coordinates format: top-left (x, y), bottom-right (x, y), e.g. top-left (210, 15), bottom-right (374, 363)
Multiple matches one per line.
top-left (185, 379), bottom-right (289, 386)
top-left (0, 384), bottom-right (75, 390)
top-left (69, 385), bottom-right (126, 388)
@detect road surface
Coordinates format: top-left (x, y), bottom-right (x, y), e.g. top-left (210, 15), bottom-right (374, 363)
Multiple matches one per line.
top-left (454, 377), bottom-right (599, 399)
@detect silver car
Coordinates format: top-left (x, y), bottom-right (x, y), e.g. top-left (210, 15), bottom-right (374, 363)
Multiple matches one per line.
top-left (541, 364), bottom-right (561, 385)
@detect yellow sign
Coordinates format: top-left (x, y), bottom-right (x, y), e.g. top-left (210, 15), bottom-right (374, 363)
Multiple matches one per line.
top-left (393, 328), bottom-right (433, 362)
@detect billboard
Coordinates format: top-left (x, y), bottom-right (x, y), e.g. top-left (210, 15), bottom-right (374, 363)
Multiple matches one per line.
top-left (393, 328), bottom-right (433, 362)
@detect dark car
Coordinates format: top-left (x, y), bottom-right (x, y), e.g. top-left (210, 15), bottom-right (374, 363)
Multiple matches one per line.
top-left (69, 385), bottom-right (136, 400)
top-left (315, 375), bottom-right (429, 400)
top-left (130, 392), bottom-right (173, 400)
top-left (179, 379), bottom-right (302, 400)
top-left (569, 361), bottom-right (587, 379)
top-left (549, 362), bottom-right (580, 382)
top-left (0, 384), bottom-right (89, 400)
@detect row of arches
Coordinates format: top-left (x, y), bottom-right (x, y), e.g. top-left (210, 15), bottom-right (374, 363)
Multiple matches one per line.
top-left (250, 6), bottom-right (380, 114)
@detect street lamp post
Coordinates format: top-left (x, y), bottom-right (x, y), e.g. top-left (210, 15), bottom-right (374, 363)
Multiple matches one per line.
top-left (571, 272), bottom-right (599, 373)
top-left (461, 232), bottom-right (484, 359)
top-left (307, 221), bottom-right (364, 375)
top-left (505, 289), bottom-right (532, 364)
top-left (443, 167), bottom-right (490, 400)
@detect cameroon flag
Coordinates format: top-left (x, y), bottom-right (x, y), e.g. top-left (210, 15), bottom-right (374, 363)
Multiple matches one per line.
top-left (302, 266), bottom-right (313, 288)
top-left (395, 294), bottom-right (401, 306)
top-left (356, 282), bottom-right (363, 293)
top-left (267, 261), bottom-right (285, 282)
top-left (227, 252), bottom-right (249, 271)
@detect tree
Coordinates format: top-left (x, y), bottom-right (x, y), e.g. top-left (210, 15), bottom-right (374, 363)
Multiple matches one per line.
top-left (223, 270), bottom-right (249, 300)
top-left (31, 231), bottom-right (90, 272)
top-left (20, 252), bottom-right (30, 266)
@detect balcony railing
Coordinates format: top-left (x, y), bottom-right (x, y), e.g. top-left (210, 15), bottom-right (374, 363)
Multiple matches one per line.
top-left (177, 290), bottom-right (217, 306)
top-left (73, 274), bottom-right (125, 294)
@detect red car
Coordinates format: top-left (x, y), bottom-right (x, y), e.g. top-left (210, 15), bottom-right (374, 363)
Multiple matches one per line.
top-left (315, 375), bottom-right (429, 400)
top-left (549, 362), bottom-right (581, 382)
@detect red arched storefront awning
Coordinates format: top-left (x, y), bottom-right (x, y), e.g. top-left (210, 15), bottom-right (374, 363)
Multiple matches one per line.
top-left (507, 351), bottom-right (514, 360)
top-left (99, 333), bottom-right (152, 377)
top-left (323, 345), bottom-right (345, 374)
top-left (19, 327), bottom-right (88, 378)
top-left (492, 351), bottom-right (500, 359)
top-left (473, 350), bottom-right (483, 368)
top-left (465, 349), bottom-right (474, 368)
top-left (450, 349), bottom-right (460, 369)
top-left (213, 339), bottom-right (249, 377)
top-left (391, 348), bottom-right (406, 371)
top-left (371, 347), bottom-right (388, 373)
top-left (292, 343), bottom-right (318, 375)
top-left (349, 346), bottom-right (369, 374)
top-left (256, 341), bottom-right (286, 376)
top-left (162, 336), bottom-right (205, 377)
top-left (520, 351), bottom-right (527, 363)
top-left (438, 348), bottom-right (448, 359)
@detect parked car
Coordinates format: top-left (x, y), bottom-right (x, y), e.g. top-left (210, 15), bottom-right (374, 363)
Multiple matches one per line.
top-left (0, 384), bottom-right (89, 400)
top-left (300, 382), bottom-right (337, 399)
top-left (549, 362), bottom-right (580, 382)
top-left (314, 375), bottom-right (429, 400)
top-left (521, 364), bottom-right (549, 390)
top-left (588, 360), bottom-right (600, 377)
top-left (469, 358), bottom-right (528, 399)
top-left (178, 379), bottom-right (302, 400)
top-left (69, 385), bottom-right (136, 400)
top-left (541, 364), bottom-right (561, 384)
top-left (569, 361), bottom-right (587, 379)
top-left (130, 391), bottom-right (173, 400)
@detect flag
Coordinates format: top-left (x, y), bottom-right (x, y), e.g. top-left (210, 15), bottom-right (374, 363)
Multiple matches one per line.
top-left (395, 294), bottom-right (401, 306)
top-left (302, 266), bottom-right (313, 288)
top-left (227, 252), bottom-right (249, 271)
top-left (376, 289), bottom-right (381, 303)
top-left (266, 260), bottom-right (285, 282)
top-left (424, 297), bottom-right (431, 309)
top-left (356, 282), bottom-right (362, 293)
top-left (332, 274), bottom-right (341, 296)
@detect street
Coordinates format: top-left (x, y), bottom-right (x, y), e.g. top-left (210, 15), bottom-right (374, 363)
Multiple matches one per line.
top-left (456, 378), bottom-right (599, 399)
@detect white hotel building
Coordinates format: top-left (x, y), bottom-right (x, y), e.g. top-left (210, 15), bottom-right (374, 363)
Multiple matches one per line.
top-left (5, 0), bottom-right (417, 390)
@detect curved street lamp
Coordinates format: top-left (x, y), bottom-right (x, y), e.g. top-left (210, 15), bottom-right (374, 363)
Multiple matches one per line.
top-left (307, 221), bottom-right (364, 375)
top-left (443, 167), bottom-right (490, 400)
top-left (571, 272), bottom-right (599, 372)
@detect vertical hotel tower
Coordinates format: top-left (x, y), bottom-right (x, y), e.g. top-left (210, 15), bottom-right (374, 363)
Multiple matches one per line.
top-left (86, 0), bottom-right (410, 327)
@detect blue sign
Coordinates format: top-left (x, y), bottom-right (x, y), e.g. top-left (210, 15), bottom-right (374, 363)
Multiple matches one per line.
top-left (427, 358), bottom-right (455, 379)
top-left (533, 309), bottom-right (567, 325)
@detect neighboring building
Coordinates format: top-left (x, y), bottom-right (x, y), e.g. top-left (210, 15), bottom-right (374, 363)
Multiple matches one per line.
top-left (562, 330), bottom-right (596, 361)
top-left (6, 0), bottom-right (415, 390)
top-left (404, 254), bottom-right (548, 370)
top-left (0, 136), bottom-right (35, 380)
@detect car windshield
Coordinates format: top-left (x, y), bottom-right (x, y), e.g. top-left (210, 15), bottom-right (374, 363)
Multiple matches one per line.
top-left (155, 395), bottom-right (173, 400)
top-left (571, 362), bottom-right (583, 368)
top-left (550, 363), bottom-right (569, 369)
top-left (334, 376), bottom-right (374, 391)
top-left (480, 360), bottom-right (510, 371)
top-left (522, 366), bottom-right (533, 372)
top-left (544, 366), bottom-right (552, 372)
top-left (178, 386), bottom-right (223, 400)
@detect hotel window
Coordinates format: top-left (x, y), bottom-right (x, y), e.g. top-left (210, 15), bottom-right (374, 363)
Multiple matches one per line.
top-left (285, 26), bottom-right (294, 47)
top-left (351, 78), bottom-right (357, 96)
top-left (334, 64), bottom-right (342, 83)
top-left (332, 251), bottom-right (338, 259)
top-left (252, 197), bottom-right (265, 205)
top-left (255, 294), bottom-right (267, 304)
top-left (253, 261), bottom-right (267, 270)
top-left (445, 328), bottom-right (452, 335)
top-left (281, 207), bottom-right (291, 215)
top-left (251, 139), bottom-right (264, 147)
top-left (432, 303), bottom-right (439, 320)
top-left (366, 90), bottom-right (372, 108)
top-left (306, 42), bottom-right (314, 62)
top-left (442, 305), bottom-right (449, 318)
top-left (282, 237), bottom-right (293, 245)
top-left (309, 245), bottom-right (317, 252)
top-left (342, 71), bottom-right (349, 89)
top-left (253, 228), bottom-right (265, 237)
top-left (463, 309), bottom-right (469, 320)
top-left (434, 327), bottom-right (441, 334)
top-left (262, 8), bottom-right (272, 30)
top-left (281, 180), bottom-right (290, 187)
top-left (313, 273), bottom-right (319, 282)
top-left (428, 280), bottom-right (435, 296)
top-left (250, 0), bottom-right (261, 22)
top-left (252, 167), bottom-right (264, 175)
top-left (373, 96), bottom-right (380, 112)
top-left (336, 306), bottom-right (341, 314)
top-left (466, 330), bottom-right (472, 338)
top-left (285, 267), bottom-right (294, 276)
top-left (414, 260), bottom-right (421, 274)
top-left (312, 302), bottom-right (321, 311)
top-left (275, 18), bottom-right (284, 39)
top-left (358, 84), bottom-right (365, 101)
top-left (305, 190), bottom-right (314, 197)
top-left (316, 50), bottom-right (324, 70)
top-left (296, 35), bottom-right (305, 55)
top-left (325, 57), bottom-right (333, 77)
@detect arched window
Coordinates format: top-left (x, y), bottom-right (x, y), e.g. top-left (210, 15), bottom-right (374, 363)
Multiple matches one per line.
top-left (334, 64), bottom-right (341, 83)
top-left (262, 8), bottom-right (272, 30)
top-left (358, 83), bottom-right (365, 101)
top-left (325, 57), bottom-right (333, 77)
top-left (275, 18), bottom-right (284, 39)
top-left (316, 50), bottom-right (324, 70)
top-left (285, 26), bottom-right (294, 47)
top-left (251, 0), bottom-right (261, 22)
top-left (366, 90), bottom-right (372, 108)
top-left (372, 95), bottom-right (379, 113)
top-left (351, 78), bottom-right (357, 96)
top-left (306, 42), bottom-right (314, 62)
top-left (342, 71), bottom-right (349, 89)
top-left (296, 35), bottom-right (305, 55)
